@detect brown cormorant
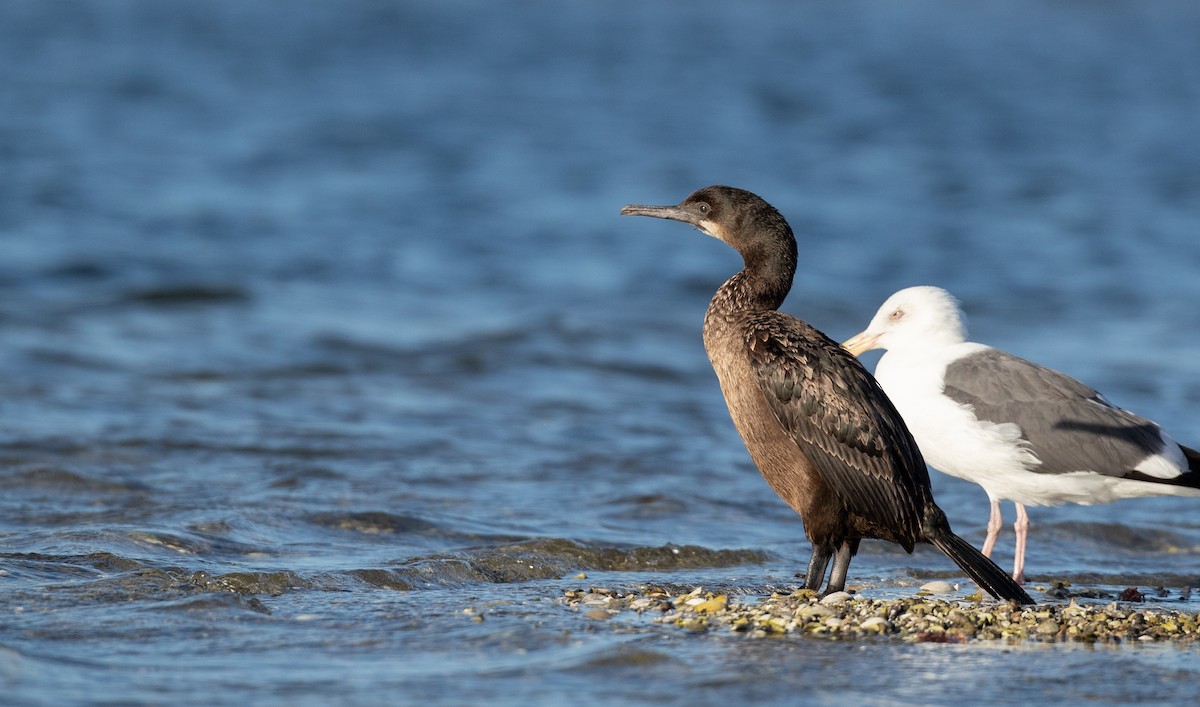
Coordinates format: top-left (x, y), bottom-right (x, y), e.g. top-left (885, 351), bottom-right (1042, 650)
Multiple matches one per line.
top-left (621, 185), bottom-right (1033, 604)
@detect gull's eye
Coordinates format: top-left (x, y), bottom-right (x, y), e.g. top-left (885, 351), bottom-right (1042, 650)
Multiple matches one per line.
top-left (889, 308), bottom-right (904, 320)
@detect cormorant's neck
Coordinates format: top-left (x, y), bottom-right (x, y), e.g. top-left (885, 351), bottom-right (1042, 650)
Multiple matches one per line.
top-left (712, 238), bottom-right (797, 313)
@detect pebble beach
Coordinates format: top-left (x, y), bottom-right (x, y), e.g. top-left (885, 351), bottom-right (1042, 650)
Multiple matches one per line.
top-left (562, 584), bottom-right (1200, 645)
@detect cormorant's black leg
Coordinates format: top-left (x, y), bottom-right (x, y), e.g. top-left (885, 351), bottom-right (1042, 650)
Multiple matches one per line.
top-left (803, 546), bottom-right (831, 591)
top-left (824, 539), bottom-right (859, 594)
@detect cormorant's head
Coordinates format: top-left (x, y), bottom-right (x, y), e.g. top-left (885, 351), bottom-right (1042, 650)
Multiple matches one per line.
top-left (621, 185), bottom-right (795, 266)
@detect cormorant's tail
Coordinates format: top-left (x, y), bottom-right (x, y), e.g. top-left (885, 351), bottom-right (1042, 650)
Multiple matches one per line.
top-left (927, 527), bottom-right (1035, 605)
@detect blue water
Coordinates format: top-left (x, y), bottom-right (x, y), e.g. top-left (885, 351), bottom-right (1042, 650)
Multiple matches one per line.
top-left (2, 0), bottom-right (1200, 704)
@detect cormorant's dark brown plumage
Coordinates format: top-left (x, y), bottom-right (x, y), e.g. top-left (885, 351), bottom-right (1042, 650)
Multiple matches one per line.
top-left (621, 185), bottom-right (1033, 604)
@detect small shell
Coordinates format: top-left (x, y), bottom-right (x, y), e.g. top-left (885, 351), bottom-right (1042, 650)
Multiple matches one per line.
top-left (919, 581), bottom-right (956, 595)
top-left (693, 595), bottom-right (728, 614)
top-left (820, 591), bottom-right (852, 606)
top-left (796, 604), bottom-right (836, 619)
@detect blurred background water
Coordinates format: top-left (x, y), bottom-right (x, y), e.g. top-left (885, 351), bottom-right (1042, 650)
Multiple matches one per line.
top-left (2, 0), bottom-right (1200, 704)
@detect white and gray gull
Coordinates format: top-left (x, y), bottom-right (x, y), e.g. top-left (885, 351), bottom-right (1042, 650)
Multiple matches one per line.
top-left (843, 285), bottom-right (1200, 584)
top-left (622, 187), bottom-right (1032, 604)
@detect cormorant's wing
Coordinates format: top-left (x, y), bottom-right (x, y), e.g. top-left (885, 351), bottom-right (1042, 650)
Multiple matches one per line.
top-left (744, 311), bottom-right (928, 546)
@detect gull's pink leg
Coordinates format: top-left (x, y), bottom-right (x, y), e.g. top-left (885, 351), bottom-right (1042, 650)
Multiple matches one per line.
top-left (1012, 503), bottom-right (1030, 585)
top-left (980, 498), bottom-right (1003, 558)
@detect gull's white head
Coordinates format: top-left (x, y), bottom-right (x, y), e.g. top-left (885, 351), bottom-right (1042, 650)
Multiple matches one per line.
top-left (842, 286), bottom-right (968, 356)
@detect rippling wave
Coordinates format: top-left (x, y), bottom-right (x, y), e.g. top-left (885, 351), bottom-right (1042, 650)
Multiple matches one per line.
top-left (4, 0), bottom-right (1200, 703)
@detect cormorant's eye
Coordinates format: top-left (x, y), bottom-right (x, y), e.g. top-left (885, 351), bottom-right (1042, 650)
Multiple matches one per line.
top-left (698, 203), bottom-right (710, 215)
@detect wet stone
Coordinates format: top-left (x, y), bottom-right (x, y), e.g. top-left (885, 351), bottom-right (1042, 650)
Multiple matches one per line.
top-left (1119, 587), bottom-right (1146, 602)
top-left (581, 593), bottom-right (612, 606)
top-left (1036, 618), bottom-right (1060, 635)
